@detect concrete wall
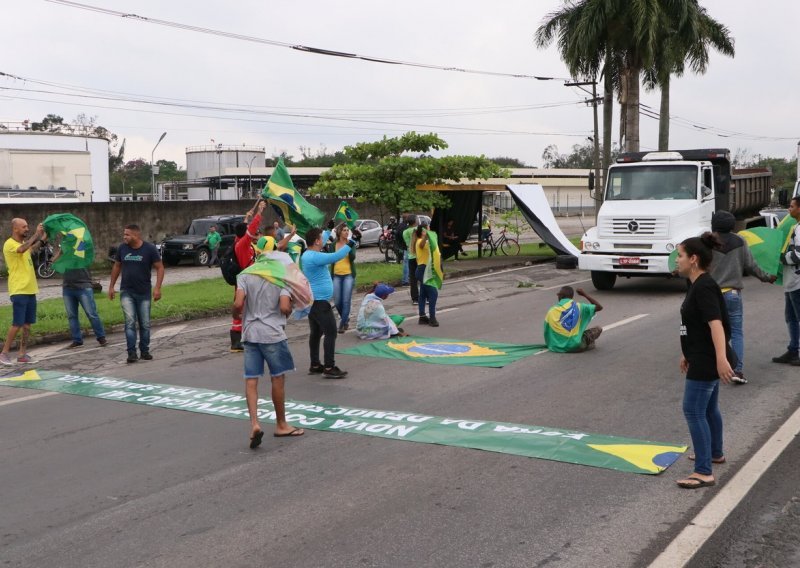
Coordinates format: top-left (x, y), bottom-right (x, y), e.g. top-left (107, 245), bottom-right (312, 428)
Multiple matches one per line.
top-left (0, 198), bottom-right (389, 270)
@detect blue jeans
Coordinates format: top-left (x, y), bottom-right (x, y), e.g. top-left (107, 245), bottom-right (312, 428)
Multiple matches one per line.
top-left (723, 291), bottom-right (743, 372)
top-left (402, 250), bottom-right (410, 284)
top-left (415, 264), bottom-right (438, 319)
top-left (120, 291), bottom-right (151, 354)
top-left (332, 274), bottom-right (355, 328)
top-left (683, 379), bottom-right (723, 475)
top-left (784, 289), bottom-right (800, 352)
top-left (63, 288), bottom-right (105, 343)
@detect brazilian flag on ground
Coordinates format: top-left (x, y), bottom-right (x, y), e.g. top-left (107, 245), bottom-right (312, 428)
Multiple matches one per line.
top-left (42, 213), bottom-right (94, 273)
top-left (339, 336), bottom-right (546, 368)
top-left (423, 231), bottom-right (444, 289)
top-left (262, 158), bottom-right (325, 237)
top-left (334, 200), bottom-right (359, 229)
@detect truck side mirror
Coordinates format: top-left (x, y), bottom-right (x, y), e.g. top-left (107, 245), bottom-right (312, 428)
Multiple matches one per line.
top-left (588, 171), bottom-right (595, 191)
top-left (701, 185), bottom-right (713, 201)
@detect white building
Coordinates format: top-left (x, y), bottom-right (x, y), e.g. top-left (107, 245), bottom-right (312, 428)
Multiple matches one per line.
top-left (0, 132), bottom-right (110, 203)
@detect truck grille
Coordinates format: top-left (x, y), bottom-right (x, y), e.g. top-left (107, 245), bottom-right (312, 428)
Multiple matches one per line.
top-left (599, 217), bottom-right (669, 238)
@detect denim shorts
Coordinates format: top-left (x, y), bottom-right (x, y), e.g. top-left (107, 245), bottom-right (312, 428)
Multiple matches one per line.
top-left (243, 340), bottom-right (295, 378)
top-left (10, 294), bottom-right (37, 326)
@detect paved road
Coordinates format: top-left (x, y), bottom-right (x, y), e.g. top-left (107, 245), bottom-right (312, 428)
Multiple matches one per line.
top-left (3, 264), bottom-right (795, 567)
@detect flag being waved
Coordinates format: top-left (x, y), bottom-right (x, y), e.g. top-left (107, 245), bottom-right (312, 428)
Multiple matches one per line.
top-left (42, 213), bottom-right (95, 273)
top-left (261, 158), bottom-right (324, 237)
top-left (334, 200), bottom-right (359, 229)
top-left (738, 213), bottom-right (797, 285)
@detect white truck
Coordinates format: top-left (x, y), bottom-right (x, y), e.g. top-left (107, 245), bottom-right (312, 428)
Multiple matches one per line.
top-left (579, 148), bottom-right (772, 290)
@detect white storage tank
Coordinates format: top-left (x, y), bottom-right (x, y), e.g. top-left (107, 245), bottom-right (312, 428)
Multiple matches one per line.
top-left (186, 145), bottom-right (265, 181)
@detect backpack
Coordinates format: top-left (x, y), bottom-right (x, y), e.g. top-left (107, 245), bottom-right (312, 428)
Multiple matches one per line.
top-left (219, 245), bottom-right (244, 286)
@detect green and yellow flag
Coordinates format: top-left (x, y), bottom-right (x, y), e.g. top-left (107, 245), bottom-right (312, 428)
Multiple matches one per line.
top-left (42, 213), bottom-right (94, 273)
top-left (261, 158), bottom-right (325, 237)
top-left (738, 214), bottom-right (797, 285)
top-left (334, 200), bottom-right (359, 229)
top-left (423, 231), bottom-right (444, 289)
top-left (239, 251), bottom-right (313, 312)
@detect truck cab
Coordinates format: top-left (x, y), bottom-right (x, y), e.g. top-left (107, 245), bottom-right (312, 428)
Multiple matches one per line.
top-left (579, 149), bottom-right (771, 290)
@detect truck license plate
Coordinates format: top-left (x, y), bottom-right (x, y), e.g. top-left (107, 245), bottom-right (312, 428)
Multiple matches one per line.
top-left (618, 257), bottom-right (640, 265)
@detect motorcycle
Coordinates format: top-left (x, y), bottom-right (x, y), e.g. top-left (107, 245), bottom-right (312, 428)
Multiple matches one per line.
top-left (34, 243), bottom-right (55, 279)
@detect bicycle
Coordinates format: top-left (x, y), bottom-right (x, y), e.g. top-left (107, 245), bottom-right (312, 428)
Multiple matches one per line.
top-left (482, 228), bottom-right (520, 257)
top-left (35, 243), bottom-right (56, 279)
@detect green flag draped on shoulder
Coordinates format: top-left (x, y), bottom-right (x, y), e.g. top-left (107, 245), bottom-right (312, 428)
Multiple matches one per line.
top-left (261, 158), bottom-right (325, 237)
top-left (42, 213), bottom-right (94, 273)
top-left (423, 231), bottom-right (443, 289)
top-left (238, 251), bottom-right (313, 315)
top-left (739, 214), bottom-right (797, 285)
top-left (334, 200), bottom-right (359, 229)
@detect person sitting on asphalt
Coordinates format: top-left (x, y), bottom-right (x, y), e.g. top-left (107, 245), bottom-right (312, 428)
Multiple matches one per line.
top-left (543, 286), bottom-right (603, 353)
top-left (356, 283), bottom-right (407, 340)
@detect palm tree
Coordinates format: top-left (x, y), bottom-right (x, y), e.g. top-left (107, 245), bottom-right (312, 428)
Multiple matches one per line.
top-left (644, 4), bottom-right (734, 150)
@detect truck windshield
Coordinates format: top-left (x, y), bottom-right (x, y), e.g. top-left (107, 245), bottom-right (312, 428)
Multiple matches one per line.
top-left (606, 165), bottom-right (699, 201)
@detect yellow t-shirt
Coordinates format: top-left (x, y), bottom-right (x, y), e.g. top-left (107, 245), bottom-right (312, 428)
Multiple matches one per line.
top-left (333, 254), bottom-right (352, 276)
top-left (3, 237), bottom-right (38, 296)
top-left (415, 238), bottom-right (430, 266)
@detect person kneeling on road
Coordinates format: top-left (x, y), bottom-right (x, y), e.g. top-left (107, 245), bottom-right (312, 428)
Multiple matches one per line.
top-left (356, 283), bottom-right (407, 340)
top-left (543, 287), bottom-right (603, 353)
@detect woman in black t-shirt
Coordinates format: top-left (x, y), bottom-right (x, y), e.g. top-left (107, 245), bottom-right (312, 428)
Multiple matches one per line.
top-left (675, 233), bottom-right (734, 489)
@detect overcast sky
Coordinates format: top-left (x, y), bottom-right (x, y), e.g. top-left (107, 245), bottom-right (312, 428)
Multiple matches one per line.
top-left (3, 0), bottom-right (799, 170)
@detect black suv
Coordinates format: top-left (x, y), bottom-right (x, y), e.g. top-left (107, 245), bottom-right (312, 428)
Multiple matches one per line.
top-left (161, 215), bottom-right (245, 266)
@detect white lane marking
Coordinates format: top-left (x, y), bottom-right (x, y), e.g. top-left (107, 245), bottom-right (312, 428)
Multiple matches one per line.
top-left (602, 314), bottom-right (649, 331)
top-left (649, 403), bottom-right (800, 568)
top-left (152, 324), bottom-right (188, 339)
top-left (0, 391), bottom-right (59, 406)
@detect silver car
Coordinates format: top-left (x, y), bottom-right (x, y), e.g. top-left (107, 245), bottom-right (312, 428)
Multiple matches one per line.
top-left (353, 219), bottom-right (382, 246)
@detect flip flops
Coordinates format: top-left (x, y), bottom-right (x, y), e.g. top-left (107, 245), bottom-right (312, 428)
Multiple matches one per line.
top-left (249, 430), bottom-right (264, 449)
top-left (688, 454), bottom-right (726, 464)
top-left (676, 475), bottom-right (716, 489)
top-left (274, 428), bottom-right (305, 438)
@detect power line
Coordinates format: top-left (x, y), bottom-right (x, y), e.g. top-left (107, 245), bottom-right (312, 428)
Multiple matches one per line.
top-left (44, 0), bottom-right (571, 82)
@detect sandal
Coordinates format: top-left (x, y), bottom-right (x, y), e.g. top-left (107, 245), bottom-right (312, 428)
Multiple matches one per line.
top-left (676, 475), bottom-right (716, 489)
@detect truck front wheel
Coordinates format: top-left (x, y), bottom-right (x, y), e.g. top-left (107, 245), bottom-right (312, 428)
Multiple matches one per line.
top-left (591, 271), bottom-right (617, 291)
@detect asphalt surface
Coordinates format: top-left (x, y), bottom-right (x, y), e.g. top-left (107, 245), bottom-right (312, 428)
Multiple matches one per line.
top-left (2, 264), bottom-right (798, 567)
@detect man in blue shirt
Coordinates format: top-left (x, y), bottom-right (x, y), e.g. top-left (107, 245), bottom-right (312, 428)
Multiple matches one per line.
top-left (301, 226), bottom-right (357, 379)
top-left (109, 224), bottom-right (165, 363)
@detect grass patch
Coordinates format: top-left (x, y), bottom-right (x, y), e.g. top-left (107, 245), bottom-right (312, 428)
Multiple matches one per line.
top-left (2, 278), bottom-right (236, 339)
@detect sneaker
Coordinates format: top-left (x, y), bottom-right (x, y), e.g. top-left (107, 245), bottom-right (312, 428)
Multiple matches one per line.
top-left (67, 341), bottom-right (83, 349)
top-left (127, 351), bottom-right (138, 364)
top-left (772, 350), bottom-right (800, 364)
top-left (428, 318), bottom-right (440, 327)
top-left (140, 352), bottom-right (153, 361)
top-left (418, 315), bottom-right (430, 324)
top-left (412, 300), bottom-right (419, 305)
top-left (308, 363), bottom-right (324, 375)
top-left (731, 372), bottom-right (748, 385)
top-left (0, 352), bottom-right (14, 366)
top-left (97, 337), bottom-right (108, 346)
top-left (17, 354), bottom-right (36, 364)
top-left (230, 343), bottom-right (244, 353)
top-left (322, 366), bottom-right (348, 379)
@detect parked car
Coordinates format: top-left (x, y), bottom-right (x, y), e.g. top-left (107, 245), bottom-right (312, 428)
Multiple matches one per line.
top-left (353, 219), bottom-right (382, 246)
top-left (161, 215), bottom-right (245, 266)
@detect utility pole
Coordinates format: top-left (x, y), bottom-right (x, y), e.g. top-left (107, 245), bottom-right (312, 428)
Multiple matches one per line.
top-left (565, 79), bottom-right (603, 218)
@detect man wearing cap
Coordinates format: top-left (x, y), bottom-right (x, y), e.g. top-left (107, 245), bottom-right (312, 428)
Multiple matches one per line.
top-left (709, 210), bottom-right (776, 383)
top-left (356, 283), bottom-right (406, 339)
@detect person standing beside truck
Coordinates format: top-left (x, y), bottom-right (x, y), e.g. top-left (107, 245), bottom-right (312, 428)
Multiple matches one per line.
top-left (709, 211), bottom-right (777, 384)
top-left (203, 225), bottom-right (222, 267)
top-left (773, 196), bottom-right (800, 366)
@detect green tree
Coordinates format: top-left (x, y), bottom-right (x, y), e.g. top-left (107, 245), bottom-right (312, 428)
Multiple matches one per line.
top-left (489, 156), bottom-right (528, 168)
top-left (542, 142), bottom-right (619, 169)
top-left (110, 159), bottom-right (151, 197)
top-left (293, 144), bottom-right (353, 167)
top-left (313, 132), bottom-right (508, 220)
top-left (644, 4), bottom-right (734, 150)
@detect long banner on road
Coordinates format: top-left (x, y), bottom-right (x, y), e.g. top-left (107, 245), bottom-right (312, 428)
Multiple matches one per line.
top-left (1, 370), bottom-right (686, 475)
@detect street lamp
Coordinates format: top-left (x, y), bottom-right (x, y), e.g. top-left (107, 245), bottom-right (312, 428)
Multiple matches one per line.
top-left (246, 155), bottom-right (258, 199)
top-left (216, 143), bottom-right (223, 201)
top-left (151, 131), bottom-right (167, 200)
